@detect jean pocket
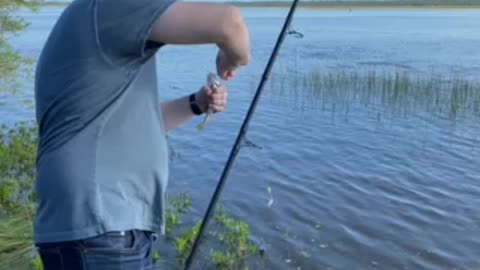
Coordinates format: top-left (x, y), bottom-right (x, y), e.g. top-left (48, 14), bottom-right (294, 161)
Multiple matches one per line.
top-left (78, 230), bottom-right (141, 254)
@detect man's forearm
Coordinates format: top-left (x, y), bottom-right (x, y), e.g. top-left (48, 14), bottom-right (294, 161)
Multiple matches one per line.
top-left (218, 8), bottom-right (250, 67)
top-left (150, 3), bottom-right (250, 66)
top-left (160, 95), bottom-right (195, 132)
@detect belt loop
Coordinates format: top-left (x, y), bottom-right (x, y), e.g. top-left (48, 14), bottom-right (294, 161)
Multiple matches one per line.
top-left (151, 232), bottom-right (158, 242)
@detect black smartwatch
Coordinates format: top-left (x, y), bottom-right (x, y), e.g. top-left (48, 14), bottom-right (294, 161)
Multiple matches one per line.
top-left (189, 93), bottom-right (203, 115)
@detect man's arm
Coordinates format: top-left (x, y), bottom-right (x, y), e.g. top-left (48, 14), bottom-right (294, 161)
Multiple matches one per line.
top-left (149, 2), bottom-right (250, 68)
top-left (160, 95), bottom-right (194, 132)
top-left (149, 2), bottom-right (249, 131)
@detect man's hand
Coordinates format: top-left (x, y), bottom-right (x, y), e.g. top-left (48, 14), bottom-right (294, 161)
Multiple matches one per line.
top-left (216, 50), bottom-right (237, 80)
top-left (195, 84), bottom-right (228, 114)
top-left (160, 83), bottom-right (227, 131)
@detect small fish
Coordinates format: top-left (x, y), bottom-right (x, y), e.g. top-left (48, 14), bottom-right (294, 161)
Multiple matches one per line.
top-left (197, 72), bottom-right (222, 131)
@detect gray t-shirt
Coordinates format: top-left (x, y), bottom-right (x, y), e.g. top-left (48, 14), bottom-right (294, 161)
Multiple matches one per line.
top-left (33, 0), bottom-right (175, 244)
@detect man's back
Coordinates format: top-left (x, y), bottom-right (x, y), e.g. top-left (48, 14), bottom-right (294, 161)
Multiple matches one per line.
top-left (34, 0), bottom-right (173, 244)
top-left (33, 0), bottom-right (250, 268)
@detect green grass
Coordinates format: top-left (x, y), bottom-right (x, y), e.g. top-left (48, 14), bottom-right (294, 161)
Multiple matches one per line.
top-left (0, 213), bottom-right (39, 270)
top-left (0, 122), bottom-right (40, 270)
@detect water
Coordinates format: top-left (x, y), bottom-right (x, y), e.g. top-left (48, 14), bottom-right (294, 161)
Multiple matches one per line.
top-left (3, 6), bottom-right (480, 270)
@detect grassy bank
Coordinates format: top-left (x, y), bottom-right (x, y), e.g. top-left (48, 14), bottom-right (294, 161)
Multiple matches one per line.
top-left (42, 0), bottom-right (480, 9)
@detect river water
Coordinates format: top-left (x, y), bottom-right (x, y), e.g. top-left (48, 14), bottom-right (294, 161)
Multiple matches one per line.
top-left (3, 6), bottom-right (480, 270)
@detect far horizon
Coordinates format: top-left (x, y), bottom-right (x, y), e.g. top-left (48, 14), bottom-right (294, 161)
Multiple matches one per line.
top-left (42, 0), bottom-right (480, 2)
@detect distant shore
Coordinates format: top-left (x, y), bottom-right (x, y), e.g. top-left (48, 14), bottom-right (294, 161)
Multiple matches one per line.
top-left (42, 1), bottom-right (480, 9)
top-left (229, 1), bottom-right (480, 9)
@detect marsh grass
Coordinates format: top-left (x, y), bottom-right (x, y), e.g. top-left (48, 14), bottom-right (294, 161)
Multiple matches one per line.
top-left (266, 69), bottom-right (480, 122)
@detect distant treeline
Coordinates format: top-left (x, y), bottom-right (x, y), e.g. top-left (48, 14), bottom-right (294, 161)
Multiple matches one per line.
top-left (227, 0), bottom-right (480, 8)
top-left (42, 0), bottom-right (480, 8)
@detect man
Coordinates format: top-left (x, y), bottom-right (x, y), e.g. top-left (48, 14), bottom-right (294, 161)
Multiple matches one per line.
top-left (33, 0), bottom-right (250, 269)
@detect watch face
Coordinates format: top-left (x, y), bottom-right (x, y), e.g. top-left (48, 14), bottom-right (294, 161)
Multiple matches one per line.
top-left (189, 93), bottom-right (202, 115)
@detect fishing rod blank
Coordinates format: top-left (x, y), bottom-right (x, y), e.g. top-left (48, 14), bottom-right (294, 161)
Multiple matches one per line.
top-left (183, 0), bottom-right (301, 268)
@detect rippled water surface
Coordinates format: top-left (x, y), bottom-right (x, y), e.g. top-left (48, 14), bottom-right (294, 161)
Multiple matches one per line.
top-left (3, 6), bottom-right (480, 270)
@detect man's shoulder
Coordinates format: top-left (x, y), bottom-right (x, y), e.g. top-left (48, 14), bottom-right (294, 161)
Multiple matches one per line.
top-left (39, 1), bottom-right (97, 62)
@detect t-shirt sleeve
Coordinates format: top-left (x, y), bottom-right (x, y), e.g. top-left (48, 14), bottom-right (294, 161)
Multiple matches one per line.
top-left (95, 0), bottom-right (177, 62)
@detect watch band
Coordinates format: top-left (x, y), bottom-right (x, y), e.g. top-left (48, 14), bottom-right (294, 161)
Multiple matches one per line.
top-left (189, 93), bottom-right (203, 115)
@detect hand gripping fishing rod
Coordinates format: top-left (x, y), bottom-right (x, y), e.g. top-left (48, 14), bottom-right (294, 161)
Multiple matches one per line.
top-left (183, 0), bottom-right (301, 268)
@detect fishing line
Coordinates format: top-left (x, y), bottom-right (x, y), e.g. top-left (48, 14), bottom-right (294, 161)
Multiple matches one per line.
top-left (183, 0), bottom-right (301, 268)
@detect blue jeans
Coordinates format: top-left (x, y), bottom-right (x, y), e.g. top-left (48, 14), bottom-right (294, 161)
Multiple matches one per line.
top-left (36, 230), bottom-right (157, 270)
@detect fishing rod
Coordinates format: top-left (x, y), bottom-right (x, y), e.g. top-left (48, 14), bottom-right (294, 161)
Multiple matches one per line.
top-left (183, 0), bottom-right (301, 268)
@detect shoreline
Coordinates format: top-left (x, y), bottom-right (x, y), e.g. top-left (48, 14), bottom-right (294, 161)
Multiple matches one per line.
top-left (240, 6), bottom-right (480, 10)
top-left (229, 2), bottom-right (480, 10)
top-left (42, 2), bottom-right (480, 10)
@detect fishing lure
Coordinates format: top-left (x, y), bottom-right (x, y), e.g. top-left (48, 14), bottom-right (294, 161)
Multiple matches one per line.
top-left (197, 72), bottom-right (222, 131)
top-left (267, 186), bottom-right (274, 207)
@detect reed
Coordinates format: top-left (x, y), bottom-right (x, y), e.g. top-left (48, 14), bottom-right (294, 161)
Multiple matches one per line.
top-left (267, 69), bottom-right (480, 121)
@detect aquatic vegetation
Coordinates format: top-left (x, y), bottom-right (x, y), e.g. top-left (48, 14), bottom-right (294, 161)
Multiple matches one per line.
top-left (210, 209), bottom-right (258, 270)
top-left (152, 250), bottom-right (161, 264)
top-left (174, 220), bottom-right (202, 267)
top-left (267, 69), bottom-right (480, 122)
top-left (168, 200), bottom-right (260, 269)
top-left (165, 192), bottom-right (192, 239)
